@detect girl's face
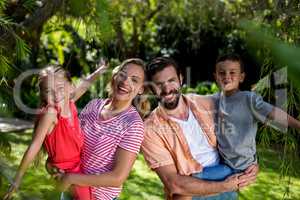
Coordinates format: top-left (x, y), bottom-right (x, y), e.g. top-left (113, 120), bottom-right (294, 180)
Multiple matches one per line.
top-left (53, 73), bottom-right (72, 104)
top-left (41, 75), bottom-right (56, 105)
top-left (112, 63), bottom-right (145, 102)
top-left (41, 73), bottom-right (72, 105)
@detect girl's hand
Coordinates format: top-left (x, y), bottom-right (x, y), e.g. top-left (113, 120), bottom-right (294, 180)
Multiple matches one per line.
top-left (3, 182), bottom-right (19, 200)
top-left (95, 58), bottom-right (109, 75)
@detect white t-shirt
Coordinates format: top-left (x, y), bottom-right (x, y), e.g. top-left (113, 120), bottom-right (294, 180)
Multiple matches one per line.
top-left (171, 109), bottom-right (219, 167)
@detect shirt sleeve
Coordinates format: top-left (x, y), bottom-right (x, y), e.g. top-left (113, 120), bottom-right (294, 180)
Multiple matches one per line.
top-left (119, 119), bottom-right (144, 154)
top-left (248, 92), bottom-right (273, 123)
top-left (141, 123), bottom-right (174, 169)
top-left (79, 99), bottom-right (101, 119)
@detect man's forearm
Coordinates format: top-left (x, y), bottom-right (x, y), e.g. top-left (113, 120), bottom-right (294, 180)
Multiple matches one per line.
top-left (171, 175), bottom-right (232, 196)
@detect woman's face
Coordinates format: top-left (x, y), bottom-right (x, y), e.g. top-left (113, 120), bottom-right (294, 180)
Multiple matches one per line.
top-left (112, 63), bottom-right (145, 102)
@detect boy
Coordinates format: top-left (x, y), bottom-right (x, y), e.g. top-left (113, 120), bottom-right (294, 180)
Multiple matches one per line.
top-left (213, 53), bottom-right (300, 173)
top-left (190, 54), bottom-right (300, 200)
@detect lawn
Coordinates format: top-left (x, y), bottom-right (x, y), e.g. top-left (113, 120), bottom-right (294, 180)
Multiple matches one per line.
top-left (1, 131), bottom-right (300, 200)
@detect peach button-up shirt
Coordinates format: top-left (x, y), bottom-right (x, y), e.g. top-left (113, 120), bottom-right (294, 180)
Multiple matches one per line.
top-left (141, 94), bottom-right (217, 176)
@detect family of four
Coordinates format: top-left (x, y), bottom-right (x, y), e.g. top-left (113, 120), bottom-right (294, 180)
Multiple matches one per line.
top-left (4, 54), bottom-right (300, 200)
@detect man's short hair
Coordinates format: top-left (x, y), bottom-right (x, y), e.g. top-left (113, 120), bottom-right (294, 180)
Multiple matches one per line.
top-left (146, 57), bottom-right (181, 80)
top-left (215, 53), bottom-right (245, 72)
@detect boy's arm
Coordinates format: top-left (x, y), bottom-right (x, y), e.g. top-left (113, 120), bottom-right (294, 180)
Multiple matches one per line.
top-left (267, 107), bottom-right (300, 129)
top-left (72, 60), bottom-right (108, 102)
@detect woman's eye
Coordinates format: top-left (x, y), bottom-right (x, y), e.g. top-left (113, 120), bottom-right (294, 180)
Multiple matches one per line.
top-left (132, 78), bottom-right (138, 83)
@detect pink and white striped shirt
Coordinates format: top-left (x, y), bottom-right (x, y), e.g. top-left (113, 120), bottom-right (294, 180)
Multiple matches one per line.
top-left (79, 99), bottom-right (144, 200)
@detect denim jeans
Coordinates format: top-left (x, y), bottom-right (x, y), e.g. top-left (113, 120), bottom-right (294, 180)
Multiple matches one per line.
top-left (191, 164), bottom-right (238, 200)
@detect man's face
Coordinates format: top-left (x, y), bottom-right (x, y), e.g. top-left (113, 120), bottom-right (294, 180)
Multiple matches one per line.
top-left (151, 65), bottom-right (182, 110)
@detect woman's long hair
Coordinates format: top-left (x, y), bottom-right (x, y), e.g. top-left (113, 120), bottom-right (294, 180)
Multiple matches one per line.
top-left (106, 58), bottom-right (151, 119)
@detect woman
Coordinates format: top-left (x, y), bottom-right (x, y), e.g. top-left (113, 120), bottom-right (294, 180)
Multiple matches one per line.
top-left (53, 58), bottom-right (147, 200)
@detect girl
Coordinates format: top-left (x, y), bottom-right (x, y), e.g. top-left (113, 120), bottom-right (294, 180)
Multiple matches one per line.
top-left (4, 62), bottom-right (108, 200)
top-left (51, 58), bottom-right (147, 200)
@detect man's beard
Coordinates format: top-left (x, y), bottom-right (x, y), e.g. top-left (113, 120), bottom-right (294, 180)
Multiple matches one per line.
top-left (159, 89), bottom-right (181, 110)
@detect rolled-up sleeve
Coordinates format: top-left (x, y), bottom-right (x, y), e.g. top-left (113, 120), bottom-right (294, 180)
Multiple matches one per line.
top-left (141, 123), bottom-right (174, 169)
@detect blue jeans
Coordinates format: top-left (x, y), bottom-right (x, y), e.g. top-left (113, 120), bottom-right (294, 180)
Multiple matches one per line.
top-left (192, 164), bottom-right (239, 200)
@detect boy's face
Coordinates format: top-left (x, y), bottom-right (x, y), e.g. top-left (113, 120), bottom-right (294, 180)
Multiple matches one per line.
top-left (214, 60), bottom-right (245, 95)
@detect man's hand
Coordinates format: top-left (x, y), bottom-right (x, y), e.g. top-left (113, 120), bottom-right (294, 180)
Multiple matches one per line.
top-left (223, 173), bottom-right (241, 192)
top-left (238, 164), bottom-right (259, 188)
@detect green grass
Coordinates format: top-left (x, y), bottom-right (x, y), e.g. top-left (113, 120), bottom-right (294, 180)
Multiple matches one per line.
top-left (1, 132), bottom-right (300, 199)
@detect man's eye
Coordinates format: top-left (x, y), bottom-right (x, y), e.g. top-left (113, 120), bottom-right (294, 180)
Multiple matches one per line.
top-left (156, 83), bottom-right (163, 87)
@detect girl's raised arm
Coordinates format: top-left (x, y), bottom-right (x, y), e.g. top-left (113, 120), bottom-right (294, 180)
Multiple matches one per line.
top-left (3, 108), bottom-right (57, 200)
top-left (72, 59), bottom-right (109, 102)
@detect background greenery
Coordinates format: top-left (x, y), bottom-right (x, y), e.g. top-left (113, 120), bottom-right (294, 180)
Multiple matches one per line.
top-left (1, 0), bottom-right (300, 199)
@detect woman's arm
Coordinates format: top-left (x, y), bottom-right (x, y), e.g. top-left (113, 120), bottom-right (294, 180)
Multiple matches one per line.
top-left (72, 60), bottom-right (108, 102)
top-left (4, 109), bottom-right (56, 199)
top-left (59, 147), bottom-right (137, 190)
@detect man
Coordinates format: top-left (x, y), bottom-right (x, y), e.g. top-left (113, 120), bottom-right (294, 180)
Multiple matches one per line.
top-left (141, 57), bottom-right (258, 199)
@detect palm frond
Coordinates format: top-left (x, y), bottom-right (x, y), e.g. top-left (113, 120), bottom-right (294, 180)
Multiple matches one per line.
top-left (15, 35), bottom-right (31, 61)
top-left (0, 51), bottom-right (11, 76)
top-left (0, 0), bottom-right (8, 11)
top-left (22, 0), bottom-right (38, 12)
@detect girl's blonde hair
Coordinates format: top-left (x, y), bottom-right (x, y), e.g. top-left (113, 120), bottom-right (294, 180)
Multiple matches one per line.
top-left (38, 64), bottom-right (72, 106)
top-left (107, 58), bottom-right (151, 118)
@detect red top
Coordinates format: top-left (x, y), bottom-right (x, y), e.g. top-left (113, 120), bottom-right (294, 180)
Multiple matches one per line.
top-left (43, 101), bottom-right (84, 173)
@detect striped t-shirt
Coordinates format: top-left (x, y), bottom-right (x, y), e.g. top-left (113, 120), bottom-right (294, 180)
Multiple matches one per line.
top-left (79, 99), bottom-right (144, 200)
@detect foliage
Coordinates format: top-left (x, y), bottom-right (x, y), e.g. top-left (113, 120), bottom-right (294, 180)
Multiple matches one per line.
top-left (1, 131), bottom-right (300, 199)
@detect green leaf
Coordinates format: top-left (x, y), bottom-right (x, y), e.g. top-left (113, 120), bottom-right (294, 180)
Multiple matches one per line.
top-left (22, 0), bottom-right (38, 12)
top-left (15, 36), bottom-right (31, 60)
top-left (0, 53), bottom-right (10, 76)
top-left (0, 0), bottom-right (8, 11)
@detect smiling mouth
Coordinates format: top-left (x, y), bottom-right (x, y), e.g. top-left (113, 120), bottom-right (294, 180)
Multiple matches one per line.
top-left (117, 85), bottom-right (131, 94)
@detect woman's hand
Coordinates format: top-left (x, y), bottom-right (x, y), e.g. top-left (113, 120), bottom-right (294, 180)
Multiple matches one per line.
top-left (56, 174), bottom-right (73, 192)
top-left (45, 161), bottom-right (65, 180)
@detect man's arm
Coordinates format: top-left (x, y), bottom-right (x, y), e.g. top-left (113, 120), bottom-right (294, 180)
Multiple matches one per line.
top-left (267, 107), bottom-right (300, 129)
top-left (155, 164), bottom-right (239, 197)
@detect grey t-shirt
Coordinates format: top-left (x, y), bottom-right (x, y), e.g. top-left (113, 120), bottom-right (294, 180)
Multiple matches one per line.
top-left (213, 91), bottom-right (273, 170)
